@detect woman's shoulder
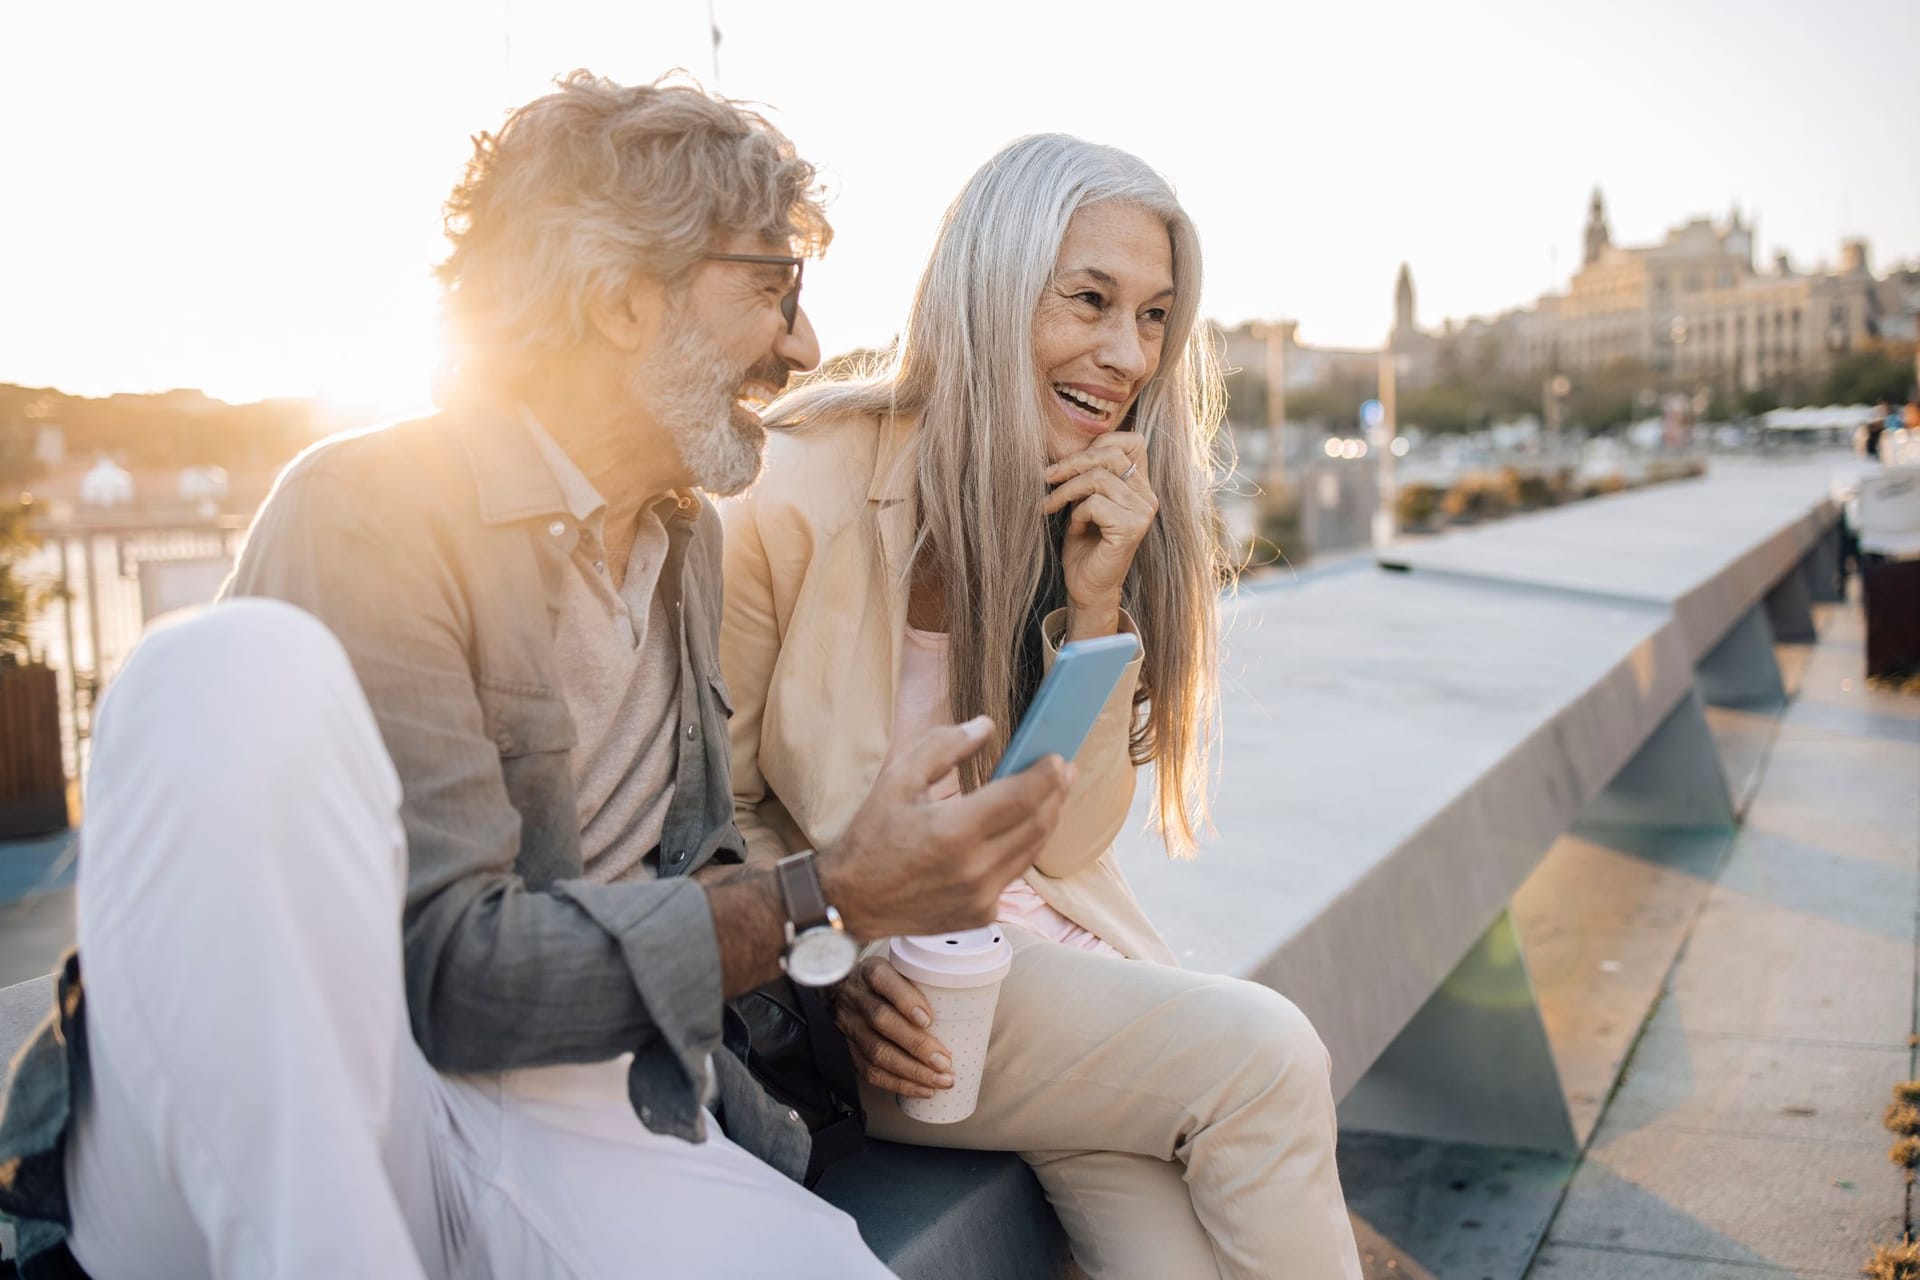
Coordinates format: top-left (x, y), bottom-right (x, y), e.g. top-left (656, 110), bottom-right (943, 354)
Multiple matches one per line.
top-left (745, 410), bottom-right (893, 522)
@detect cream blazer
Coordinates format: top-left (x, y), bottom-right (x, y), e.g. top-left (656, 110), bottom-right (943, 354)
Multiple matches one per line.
top-left (718, 411), bottom-right (1176, 965)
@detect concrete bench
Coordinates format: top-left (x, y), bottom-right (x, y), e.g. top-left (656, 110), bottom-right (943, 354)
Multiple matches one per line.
top-left (1, 456), bottom-right (1845, 1275)
top-left (1379, 458), bottom-right (1854, 705)
top-left (1112, 455), bottom-right (1843, 1161)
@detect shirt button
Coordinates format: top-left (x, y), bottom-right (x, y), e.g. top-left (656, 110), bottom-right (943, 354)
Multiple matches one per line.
top-left (787, 1109), bottom-right (801, 1124)
top-left (594, 560), bottom-right (606, 573)
top-left (684, 724), bottom-right (698, 740)
top-left (547, 520), bottom-right (567, 538)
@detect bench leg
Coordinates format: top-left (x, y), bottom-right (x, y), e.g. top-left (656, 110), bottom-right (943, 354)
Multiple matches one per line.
top-left (1578, 688), bottom-right (1737, 831)
top-left (1336, 910), bottom-right (1578, 1156)
top-left (1763, 563), bottom-right (1818, 643)
top-left (1695, 604), bottom-right (1786, 709)
top-left (1804, 524), bottom-right (1844, 604)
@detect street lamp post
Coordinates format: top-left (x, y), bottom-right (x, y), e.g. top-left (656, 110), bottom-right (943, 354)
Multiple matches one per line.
top-left (1252, 320), bottom-right (1289, 494)
top-left (1372, 348), bottom-right (1398, 549)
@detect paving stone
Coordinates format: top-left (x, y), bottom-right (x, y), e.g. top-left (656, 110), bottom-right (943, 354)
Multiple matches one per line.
top-left (1340, 1132), bottom-right (1571, 1280)
top-left (1594, 1024), bottom-right (1907, 1147)
top-left (1530, 1241), bottom-right (1845, 1277)
top-left (1661, 866), bottom-right (1914, 1047)
top-left (0, 886), bottom-right (73, 990)
top-left (1546, 1127), bottom-right (1902, 1274)
top-left (1736, 732), bottom-right (1920, 874)
top-left (1515, 829), bottom-right (1732, 1141)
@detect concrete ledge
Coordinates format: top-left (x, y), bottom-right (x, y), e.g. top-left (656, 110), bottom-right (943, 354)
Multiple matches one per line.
top-left (815, 1141), bottom-right (1071, 1279)
top-left (1115, 569), bottom-right (1690, 1101)
top-left (1378, 460), bottom-right (1847, 663)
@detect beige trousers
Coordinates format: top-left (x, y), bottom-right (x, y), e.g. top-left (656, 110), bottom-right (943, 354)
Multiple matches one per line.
top-left (861, 928), bottom-right (1364, 1280)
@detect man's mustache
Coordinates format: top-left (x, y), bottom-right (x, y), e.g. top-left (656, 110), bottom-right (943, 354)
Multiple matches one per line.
top-left (740, 358), bottom-right (792, 397)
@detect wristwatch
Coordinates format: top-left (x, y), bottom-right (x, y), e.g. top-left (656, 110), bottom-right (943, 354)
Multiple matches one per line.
top-left (775, 850), bottom-right (858, 987)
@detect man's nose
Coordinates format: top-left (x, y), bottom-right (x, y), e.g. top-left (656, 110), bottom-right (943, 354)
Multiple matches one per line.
top-left (777, 305), bottom-right (822, 374)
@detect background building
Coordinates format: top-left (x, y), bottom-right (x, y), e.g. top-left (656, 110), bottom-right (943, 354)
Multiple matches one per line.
top-left (1222, 190), bottom-right (1913, 423)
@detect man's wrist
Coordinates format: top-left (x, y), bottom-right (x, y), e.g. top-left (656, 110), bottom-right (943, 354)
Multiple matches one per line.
top-left (814, 845), bottom-right (875, 942)
top-left (706, 868), bottom-right (789, 998)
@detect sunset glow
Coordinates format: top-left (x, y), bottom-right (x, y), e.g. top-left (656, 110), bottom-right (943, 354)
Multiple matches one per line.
top-left (3, 0), bottom-right (1915, 413)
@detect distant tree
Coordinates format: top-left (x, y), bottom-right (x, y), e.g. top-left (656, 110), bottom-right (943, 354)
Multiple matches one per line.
top-left (1221, 365), bottom-right (1267, 428)
top-left (1821, 344), bottom-right (1917, 406)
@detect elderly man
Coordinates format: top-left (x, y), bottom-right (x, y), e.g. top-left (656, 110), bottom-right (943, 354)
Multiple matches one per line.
top-left (0, 73), bottom-right (1072, 1278)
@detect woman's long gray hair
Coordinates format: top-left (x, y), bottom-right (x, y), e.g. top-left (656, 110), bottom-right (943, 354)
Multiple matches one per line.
top-left (771, 133), bottom-right (1228, 856)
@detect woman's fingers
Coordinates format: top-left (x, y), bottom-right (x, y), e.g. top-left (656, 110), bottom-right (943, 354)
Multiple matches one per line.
top-left (1043, 465), bottom-right (1138, 515)
top-left (864, 1032), bottom-right (955, 1090)
top-left (840, 1007), bottom-right (954, 1096)
top-left (1045, 435), bottom-right (1148, 487)
top-left (849, 1042), bottom-right (942, 1099)
top-left (1066, 492), bottom-right (1132, 539)
top-left (865, 959), bottom-right (935, 1030)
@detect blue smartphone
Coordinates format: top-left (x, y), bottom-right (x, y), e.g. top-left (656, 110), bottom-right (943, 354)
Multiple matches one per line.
top-left (991, 633), bottom-right (1141, 779)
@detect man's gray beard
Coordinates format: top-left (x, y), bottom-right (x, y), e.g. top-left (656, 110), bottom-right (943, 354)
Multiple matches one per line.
top-left (633, 314), bottom-right (767, 497)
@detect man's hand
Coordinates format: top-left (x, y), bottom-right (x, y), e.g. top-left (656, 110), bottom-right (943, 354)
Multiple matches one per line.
top-left (819, 715), bottom-right (1073, 940)
top-left (835, 956), bottom-right (953, 1098)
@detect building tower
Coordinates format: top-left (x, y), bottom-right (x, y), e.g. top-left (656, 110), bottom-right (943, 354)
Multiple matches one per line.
top-left (1583, 187), bottom-right (1611, 267)
top-left (1392, 263), bottom-right (1415, 348)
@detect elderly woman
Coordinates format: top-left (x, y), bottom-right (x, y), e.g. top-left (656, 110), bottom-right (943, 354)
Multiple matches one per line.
top-left (720, 135), bottom-right (1362, 1279)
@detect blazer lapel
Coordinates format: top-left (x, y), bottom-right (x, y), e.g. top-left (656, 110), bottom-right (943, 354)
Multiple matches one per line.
top-left (868, 413), bottom-right (918, 697)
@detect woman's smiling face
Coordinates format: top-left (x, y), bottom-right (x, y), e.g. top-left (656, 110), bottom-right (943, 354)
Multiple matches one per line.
top-left (1032, 202), bottom-right (1176, 464)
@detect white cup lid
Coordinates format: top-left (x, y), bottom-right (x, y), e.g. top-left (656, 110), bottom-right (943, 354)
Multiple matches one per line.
top-left (889, 926), bottom-right (1013, 988)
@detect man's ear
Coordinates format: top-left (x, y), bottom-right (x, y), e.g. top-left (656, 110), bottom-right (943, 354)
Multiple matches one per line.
top-left (587, 271), bottom-right (668, 354)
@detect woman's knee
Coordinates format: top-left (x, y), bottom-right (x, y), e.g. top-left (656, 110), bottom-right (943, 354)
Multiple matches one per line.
top-left (1184, 978), bottom-right (1332, 1089)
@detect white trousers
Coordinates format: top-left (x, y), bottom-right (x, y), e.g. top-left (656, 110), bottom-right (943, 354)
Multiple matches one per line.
top-left (63, 600), bottom-right (890, 1280)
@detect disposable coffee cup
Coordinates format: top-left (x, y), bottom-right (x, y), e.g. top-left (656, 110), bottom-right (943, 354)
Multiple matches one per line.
top-left (887, 926), bottom-right (1014, 1124)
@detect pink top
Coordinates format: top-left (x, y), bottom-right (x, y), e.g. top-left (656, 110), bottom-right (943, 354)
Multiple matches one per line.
top-left (885, 627), bottom-right (1124, 958)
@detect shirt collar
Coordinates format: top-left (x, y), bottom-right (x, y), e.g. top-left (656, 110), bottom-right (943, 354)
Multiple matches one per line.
top-left (520, 409), bottom-right (608, 527)
top-left (520, 409), bottom-right (705, 529)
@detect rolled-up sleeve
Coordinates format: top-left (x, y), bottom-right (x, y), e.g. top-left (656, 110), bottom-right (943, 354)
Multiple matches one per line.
top-left (224, 460), bottom-right (720, 1141)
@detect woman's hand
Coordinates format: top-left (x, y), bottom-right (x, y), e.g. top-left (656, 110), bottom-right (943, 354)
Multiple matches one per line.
top-left (1043, 432), bottom-right (1156, 641)
top-left (833, 956), bottom-right (956, 1099)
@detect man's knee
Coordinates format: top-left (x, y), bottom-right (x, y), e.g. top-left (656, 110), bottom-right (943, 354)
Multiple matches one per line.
top-left (99, 600), bottom-right (366, 759)
top-left (91, 599), bottom-right (392, 828)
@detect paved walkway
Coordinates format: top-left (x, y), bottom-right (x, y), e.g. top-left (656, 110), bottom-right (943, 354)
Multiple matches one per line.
top-left (1530, 594), bottom-right (1920, 1277)
top-left (0, 829), bottom-right (74, 989)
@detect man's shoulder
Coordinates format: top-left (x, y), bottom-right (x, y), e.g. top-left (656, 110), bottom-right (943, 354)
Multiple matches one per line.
top-left (259, 411), bottom-right (485, 539)
top-left (281, 412), bottom-right (467, 499)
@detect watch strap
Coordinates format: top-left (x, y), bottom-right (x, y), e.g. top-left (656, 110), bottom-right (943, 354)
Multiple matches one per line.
top-left (775, 851), bottom-right (832, 931)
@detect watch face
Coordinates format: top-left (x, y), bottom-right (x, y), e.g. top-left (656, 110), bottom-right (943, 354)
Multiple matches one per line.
top-left (787, 925), bottom-right (858, 987)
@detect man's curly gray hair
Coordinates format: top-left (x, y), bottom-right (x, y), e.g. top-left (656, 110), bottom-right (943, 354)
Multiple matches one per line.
top-left (438, 70), bottom-right (831, 388)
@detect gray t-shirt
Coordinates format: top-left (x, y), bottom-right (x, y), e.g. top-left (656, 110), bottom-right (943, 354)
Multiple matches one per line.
top-left (523, 413), bottom-right (684, 884)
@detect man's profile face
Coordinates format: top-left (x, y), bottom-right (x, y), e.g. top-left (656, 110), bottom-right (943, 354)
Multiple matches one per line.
top-left (627, 230), bottom-right (821, 496)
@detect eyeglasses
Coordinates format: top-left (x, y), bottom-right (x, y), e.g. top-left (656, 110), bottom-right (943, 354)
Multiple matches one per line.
top-left (702, 253), bottom-right (805, 334)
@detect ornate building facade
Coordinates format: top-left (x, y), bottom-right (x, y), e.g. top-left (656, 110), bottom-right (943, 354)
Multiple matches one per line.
top-left (1221, 191), bottom-right (1909, 404)
top-left (1502, 190), bottom-right (1886, 389)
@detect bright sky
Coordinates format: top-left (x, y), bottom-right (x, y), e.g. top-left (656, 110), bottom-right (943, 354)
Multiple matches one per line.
top-left (3, 0), bottom-right (1916, 416)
